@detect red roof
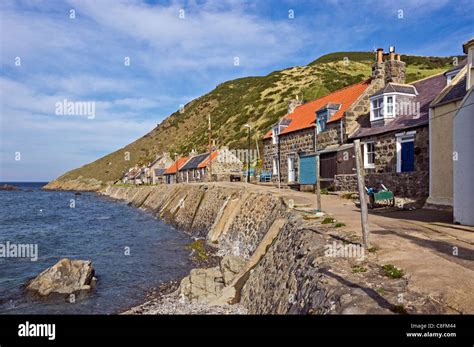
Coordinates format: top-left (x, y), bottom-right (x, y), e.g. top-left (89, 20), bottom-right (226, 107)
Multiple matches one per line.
top-left (164, 157), bottom-right (189, 174)
top-left (263, 80), bottom-right (370, 139)
top-left (198, 150), bottom-right (219, 169)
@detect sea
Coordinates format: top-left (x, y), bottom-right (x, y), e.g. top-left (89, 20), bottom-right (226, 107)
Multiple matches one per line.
top-left (0, 182), bottom-right (193, 314)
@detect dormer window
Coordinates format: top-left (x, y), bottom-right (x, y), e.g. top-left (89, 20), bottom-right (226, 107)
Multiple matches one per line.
top-left (316, 103), bottom-right (341, 133)
top-left (272, 125), bottom-right (280, 144)
top-left (370, 83), bottom-right (417, 124)
top-left (272, 119), bottom-right (292, 144)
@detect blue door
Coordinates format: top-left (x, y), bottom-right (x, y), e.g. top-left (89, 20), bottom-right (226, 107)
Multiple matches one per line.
top-left (401, 141), bottom-right (414, 172)
top-left (299, 154), bottom-right (317, 184)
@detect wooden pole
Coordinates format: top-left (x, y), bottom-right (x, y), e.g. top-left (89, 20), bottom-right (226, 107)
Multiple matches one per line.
top-left (314, 125), bottom-right (321, 211)
top-left (354, 139), bottom-right (370, 248)
top-left (208, 114), bottom-right (212, 182)
top-left (316, 152), bottom-right (321, 211)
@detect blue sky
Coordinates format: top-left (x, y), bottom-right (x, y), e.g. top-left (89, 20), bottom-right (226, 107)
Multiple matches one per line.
top-left (1, 0), bottom-right (473, 181)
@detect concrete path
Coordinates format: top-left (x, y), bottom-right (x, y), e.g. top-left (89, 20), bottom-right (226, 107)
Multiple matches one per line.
top-left (207, 182), bottom-right (474, 313)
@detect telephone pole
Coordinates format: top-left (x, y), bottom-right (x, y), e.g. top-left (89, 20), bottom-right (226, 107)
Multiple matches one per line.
top-left (208, 114), bottom-right (212, 182)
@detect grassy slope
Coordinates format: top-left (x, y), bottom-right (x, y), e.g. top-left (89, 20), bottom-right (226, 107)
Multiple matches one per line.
top-left (52, 52), bottom-right (458, 186)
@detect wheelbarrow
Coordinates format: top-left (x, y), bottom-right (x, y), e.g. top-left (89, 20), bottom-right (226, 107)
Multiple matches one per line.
top-left (365, 184), bottom-right (395, 209)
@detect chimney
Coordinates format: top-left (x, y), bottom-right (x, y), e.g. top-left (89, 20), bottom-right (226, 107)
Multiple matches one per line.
top-left (376, 48), bottom-right (383, 63)
top-left (463, 38), bottom-right (474, 91)
top-left (396, 54), bottom-right (401, 61)
top-left (372, 48), bottom-right (385, 80)
top-left (384, 46), bottom-right (406, 84)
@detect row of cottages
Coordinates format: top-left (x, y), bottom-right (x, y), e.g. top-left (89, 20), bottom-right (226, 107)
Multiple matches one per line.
top-left (122, 153), bottom-right (174, 184)
top-left (164, 148), bottom-right (243, 184)
top-left (263, 46), bottom-right (462, 203)
top-left (427, 38), bottom-right (474, 225)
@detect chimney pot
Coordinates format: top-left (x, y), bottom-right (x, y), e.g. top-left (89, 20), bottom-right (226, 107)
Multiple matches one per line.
top-left (376, 48), bottom-right (384, 64)
top-left (396, 54), bottom-right (401, 61)
top-left (389, 52), bottom-right (395, 61)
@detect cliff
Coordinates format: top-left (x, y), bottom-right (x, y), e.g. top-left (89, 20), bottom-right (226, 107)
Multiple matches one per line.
top-left (101, 184), bottom-right (448, 314)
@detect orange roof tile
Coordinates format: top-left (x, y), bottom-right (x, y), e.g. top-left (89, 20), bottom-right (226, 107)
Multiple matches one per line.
top-left (263, 79), bottom-right (370, 139)
top-left (198, 150), bottom-right (219, 169)
top-left (164, 156), bottom-right (189, 174)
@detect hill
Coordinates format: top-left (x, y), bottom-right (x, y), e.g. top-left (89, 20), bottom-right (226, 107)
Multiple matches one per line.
top-left (45, 51), bottom-right (458, 190)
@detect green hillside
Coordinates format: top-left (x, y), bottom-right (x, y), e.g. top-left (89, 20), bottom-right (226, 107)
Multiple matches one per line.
top-left (50, 52), bottom-right (458, 188)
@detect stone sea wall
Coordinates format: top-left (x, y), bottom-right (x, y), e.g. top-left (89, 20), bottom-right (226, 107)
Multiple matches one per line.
top-left (99, 184), bottom-right (411, 315)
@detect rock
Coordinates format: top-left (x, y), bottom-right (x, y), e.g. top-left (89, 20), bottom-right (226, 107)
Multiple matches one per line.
top-left (26, 258), bottom-right (96, 296)
top-left (220, 255), bottom-right (247, 286)
top-left (0, 184), bottom-right (19, 191)
top-left (179, 267), bottom-right (224, 304)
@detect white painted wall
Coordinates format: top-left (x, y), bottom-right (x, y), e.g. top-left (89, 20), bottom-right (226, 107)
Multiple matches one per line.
top-left (453, 89), bottom-right (474, 226)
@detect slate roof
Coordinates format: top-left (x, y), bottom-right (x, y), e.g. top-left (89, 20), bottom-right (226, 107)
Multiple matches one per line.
top-left (371, 83), bottom-right (417, 97)
top-left (431, 75), bottom-right (467, 107)
top-left (263, 79), bottom-right (370, 139)
top-left (164, 157), bottom-right (189, 174)
top-left (198, 151), bottom-right (219, 169)
top-left (154, 168), bottom-right (166, 176)
top-left (180, 153), bottom-right (209, 171)
top-left (351, 73), bottom-right (447, 139)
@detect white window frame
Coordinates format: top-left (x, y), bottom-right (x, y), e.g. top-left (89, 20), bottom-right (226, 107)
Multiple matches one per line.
top-left (363, 141), bottom-right (376, 169)
top-left (395, 131), bottom-right (416, 173)
top-left (371, 97), bottom-right (384, 121)
top-left (272, 158), bottom-right (278, 175)
top-left (385, 95), bottom-right (394, 116)
top-left (272, 126), bottom-right (279, 144)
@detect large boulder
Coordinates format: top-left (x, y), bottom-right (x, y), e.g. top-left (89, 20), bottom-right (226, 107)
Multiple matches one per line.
top-left (220, 255), bottom-right (247, 286)
top-left (179, 267), bottom-right (225, 303)
top-left (27, 258), bottom-right (97, 296)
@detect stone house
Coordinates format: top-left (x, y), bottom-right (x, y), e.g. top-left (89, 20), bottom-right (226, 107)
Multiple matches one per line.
top-left (262, 48), bottom-right (408, 185)
top-left (122, 166), bottom-right (141, 184)
top-left (164, 156), bottom-right (189, 184)
top-left (347, 70), bottom-right (447, 199)
top-left (178, 148), bottom-right (243, 183)
top-left (200, 148), bottom-right (243, 182)
top-left (147, 153), bottom-right (174, 184)
top-left (427, 38), bottom-right (474, 225)
top-left (179, 152), bottom-right (209, 183)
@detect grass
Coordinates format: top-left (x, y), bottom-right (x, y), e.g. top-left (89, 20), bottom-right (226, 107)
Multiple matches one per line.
top-left (334, 222), bottom-right (346, 228)
top-left (321, 217), bottom-right (335, 224)
top-left (352, 265), bottom-right (367, 273)
top-left (382, 264), bottom-right (404, 279)
top-left (375, 287), bottom-right (385, 295)
top-left (185, 239), bottom-right (208, 261)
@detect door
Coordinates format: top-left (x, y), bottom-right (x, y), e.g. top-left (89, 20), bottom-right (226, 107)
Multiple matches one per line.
top-left (299, 154), bottom-right (317, 184)
top-left (401, 141), bottom-right (414, 172)
top-left (288, 155), bottom-right (296, 182)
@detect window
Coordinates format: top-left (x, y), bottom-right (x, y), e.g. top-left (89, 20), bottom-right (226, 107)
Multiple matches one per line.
top-left (316, 110), bottom-right (328, 133)
top-left (272, 158), bottom-right (278, 175)
top-left (272, 126), bottom-right (280, 144)
top-left (364, 142), bottom-right (375, 169)
top-left (372, 98), bottom-right (383, 119)
top-left (386, 96), bottom-right (394, 116)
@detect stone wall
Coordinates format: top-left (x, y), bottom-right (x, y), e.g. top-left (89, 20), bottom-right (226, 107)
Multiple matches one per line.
top-left (334, 171), bottom-right (429, 199)
top-left (263, 127), bottom-right (315, 183)
top-left (362, 126), bottom-right (429, 174)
